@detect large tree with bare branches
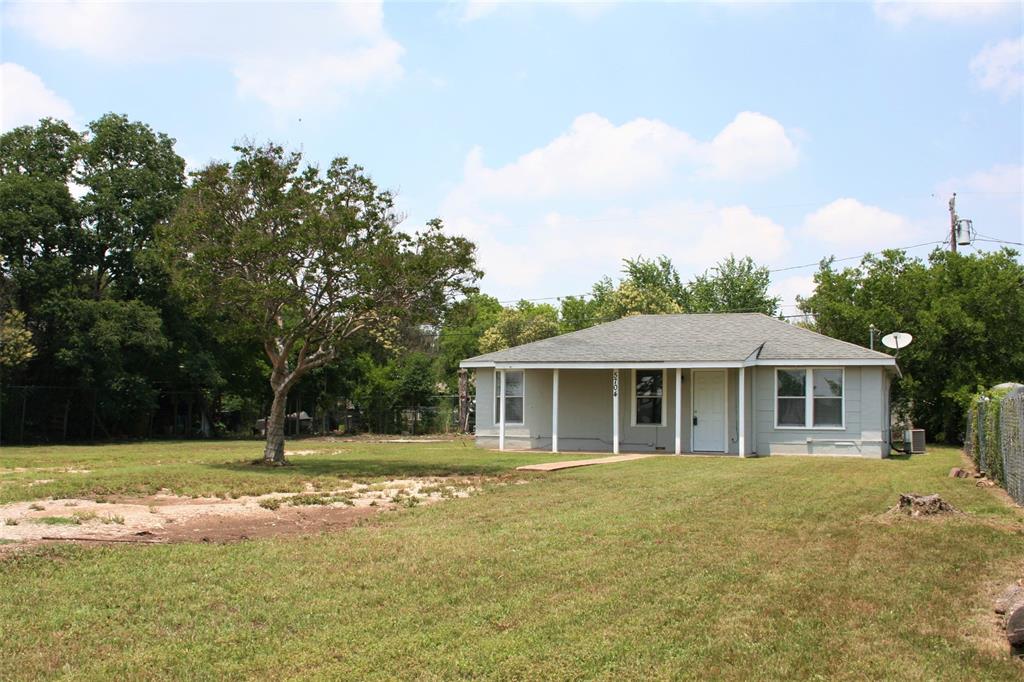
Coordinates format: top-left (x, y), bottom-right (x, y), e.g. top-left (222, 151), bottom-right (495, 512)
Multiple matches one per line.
top-left (160, 143), bottom-right (479, 463)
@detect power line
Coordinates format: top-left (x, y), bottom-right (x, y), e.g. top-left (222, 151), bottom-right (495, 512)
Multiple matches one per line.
top-left (974, 234), bottom-right (1024, 247)
top-left (497, 238), bottom-right (949, 304)
top-left (767, 240), bottom-right (947, 273)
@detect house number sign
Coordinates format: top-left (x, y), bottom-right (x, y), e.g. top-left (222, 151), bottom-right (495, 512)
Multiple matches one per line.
top-left (612, 370), bottom-right (619, 397)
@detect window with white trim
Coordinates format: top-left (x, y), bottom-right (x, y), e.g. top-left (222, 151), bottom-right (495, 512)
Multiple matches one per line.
top-left (632, 369), bottom-right (665, 426)
top-left (776, 369), bottom-right (806, 426)
top-left (812, 369), bottom-right (843, 427)
top-left (775, 368), bottom-right (844, 428)
top-left (494, 370), bottom-right (524, 425)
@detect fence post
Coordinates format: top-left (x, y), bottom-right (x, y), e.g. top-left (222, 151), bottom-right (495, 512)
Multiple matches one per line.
top-left (19, 388), bottom-right (27, 443)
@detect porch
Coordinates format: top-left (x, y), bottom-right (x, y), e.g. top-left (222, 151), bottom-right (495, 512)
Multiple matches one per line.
top-left (480, 366), bottom-right (754, 456)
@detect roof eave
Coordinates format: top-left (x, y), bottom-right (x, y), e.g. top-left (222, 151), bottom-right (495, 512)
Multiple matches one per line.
top-left (460, 357), bottom-right (899, 370)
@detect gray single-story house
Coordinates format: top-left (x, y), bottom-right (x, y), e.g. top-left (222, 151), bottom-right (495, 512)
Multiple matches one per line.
top-left (460, 313), bottom-right (900, 458)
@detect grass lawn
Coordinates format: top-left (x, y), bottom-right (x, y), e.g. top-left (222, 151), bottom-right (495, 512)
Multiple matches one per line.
top-left (0, 437), bottom-right (588, 504)
top-left (1, 441), bottom-right (1022, 679)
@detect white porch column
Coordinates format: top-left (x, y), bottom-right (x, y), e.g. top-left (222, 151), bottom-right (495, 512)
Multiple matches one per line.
top-left (498, 369), bottom-right (506, 451)
top-left (551, 369), bottom-right (559, 453)
top-left (674, 368), bottom-right (682, 455)
top-left (738, 366), bottom-right (746, 457)
top-left (612, 369), bottom-right (620, 455)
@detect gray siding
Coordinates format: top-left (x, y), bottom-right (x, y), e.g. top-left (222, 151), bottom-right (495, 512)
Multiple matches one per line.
top-left (752, 365), bottom-right (888, 458)
top-left (476, 365), bottom-right (891, 458)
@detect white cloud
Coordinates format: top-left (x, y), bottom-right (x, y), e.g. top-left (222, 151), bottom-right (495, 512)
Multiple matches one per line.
top-left (460, 0), bottom-right (504, 22)
top-left (873, 1), bottom-right (1014, 26)
top-left (446, 200), bottom-right (790, 297)
top-left (801, 198), bottom-right (923, 249)
top-left (971, 36), bottom-right (1023, 99)
top-left (770, 273), bottom-right (817, 311)
top-left (0, 63), bottom-right (75, 131)
top-left (940, 163), bottom-right (1023, 196)
top-left (456, 114), bottom-right (698, 201)
top-left (449, 111), bottom-right (798, 207)
top-left (702, 111), bottom-right (799, 181)
top-left (5, 1), bottom-right (403, 113)
top-left (440, 111), bottom-right (799, 298)
top-left (458, 0), bottom-right (615, 23)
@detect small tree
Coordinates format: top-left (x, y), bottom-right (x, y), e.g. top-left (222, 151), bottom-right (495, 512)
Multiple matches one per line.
top-left (161, 143), bottom-right (479, 463)
top-left (685, 255), bottom-right (779, 315)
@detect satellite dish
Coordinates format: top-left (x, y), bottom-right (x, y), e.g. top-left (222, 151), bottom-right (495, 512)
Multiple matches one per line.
top-left (881, 332), bottom-right (913, 351)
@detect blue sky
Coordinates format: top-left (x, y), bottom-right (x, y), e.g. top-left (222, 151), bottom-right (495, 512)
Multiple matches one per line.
top-left (2, 1), bottom-right (1022, 312)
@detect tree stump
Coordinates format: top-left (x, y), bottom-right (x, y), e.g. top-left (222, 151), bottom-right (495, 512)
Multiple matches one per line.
top-left (894, 493), bottom-right (959, 516)
top-left (995, 583), bottom-right (1024, 615)
top-left (1007, 603), bottom-right (1024, 657)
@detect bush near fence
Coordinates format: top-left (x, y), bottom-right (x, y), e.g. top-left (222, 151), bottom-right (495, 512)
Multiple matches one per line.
top-left (966, 384), bottom-right (1024, 506)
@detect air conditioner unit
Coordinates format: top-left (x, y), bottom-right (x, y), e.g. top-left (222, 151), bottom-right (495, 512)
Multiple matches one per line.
top-left (903, 429), bottom-right (926, 454)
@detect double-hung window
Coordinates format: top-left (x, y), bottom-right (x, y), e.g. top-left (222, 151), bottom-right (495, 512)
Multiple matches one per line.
top-left (632, 369), bottom-right (665, 426)
top-left (494, 370), bottom-right (524, 424)
top-left (775, 368), bottom-right (844, 428)
top-left (776, 369), bottom-right (807, 427)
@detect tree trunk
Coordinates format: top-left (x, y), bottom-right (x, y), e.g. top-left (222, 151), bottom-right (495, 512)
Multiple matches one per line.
top-left (263, 389), bottom-right (288, 464)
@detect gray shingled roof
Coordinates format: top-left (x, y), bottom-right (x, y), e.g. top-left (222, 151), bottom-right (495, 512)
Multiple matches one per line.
top-left (462, 313), bottom-right (895, 365)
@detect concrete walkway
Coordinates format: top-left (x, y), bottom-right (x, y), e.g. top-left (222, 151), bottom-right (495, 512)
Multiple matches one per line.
top-left (516, 454), bottom-right (654, 472)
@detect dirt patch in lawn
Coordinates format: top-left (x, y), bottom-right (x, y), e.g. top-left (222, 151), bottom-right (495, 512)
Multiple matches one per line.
top-left (0, 477), bottom-right (485, 554)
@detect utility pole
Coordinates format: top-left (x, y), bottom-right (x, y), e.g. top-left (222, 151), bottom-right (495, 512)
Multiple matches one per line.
top-left (948, 193), bottom-right (957, 253)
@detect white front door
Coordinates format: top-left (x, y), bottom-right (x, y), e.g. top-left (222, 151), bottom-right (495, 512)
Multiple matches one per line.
top-left (692, 370), bottom-right (726, 452)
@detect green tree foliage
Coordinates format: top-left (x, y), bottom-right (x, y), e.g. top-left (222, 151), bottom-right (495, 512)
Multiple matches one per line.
top-left (686, 255), bottom-right (780, 315)
top-left (0, 115), bottom-right (191, 439)
top-left (559, 256), bottom-right (685, 332)
top-left (352, 351), bottom-right (441, 432)
top-left (161, 142), bottom-right (479, 462)
top-left (559, 254), bottom-right (778, 333)
top-left (591, 256), bottom-right (686, 322)
top-left (0, 118), bottom-right (82, 317)
top-left (77, 114), bottom-right (185, 297)
top-left (479, 301), bottom-right (561, 353)
top-left (801, 248), bottom-right (1024, 442)
top-left (437, 293), bottom-right (501, 390)
top-left (0, 310), bottom-right (35, 369)
top-left (558, 294), bottom-right (594, 333)
top-left (49, 299), bottom-right (169, 433)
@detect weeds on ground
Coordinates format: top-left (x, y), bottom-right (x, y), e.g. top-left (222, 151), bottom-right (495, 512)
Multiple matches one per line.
top-left (33, 516), bottom-right (80, 526)
top-left (288, 494), bottom-right (332, 506)
top-left (259, 498), bottom-right (282, 511)
top-left (288, 493), bottom-right (355, 507)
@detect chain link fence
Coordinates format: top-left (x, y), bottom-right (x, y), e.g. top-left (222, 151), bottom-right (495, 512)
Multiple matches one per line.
top-left (966, 384), bottom-right (1024, 506)
top-left (1001, 389), bottom-right (1024, 506)
top-left (1, 385), bottom-right (473, 445)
